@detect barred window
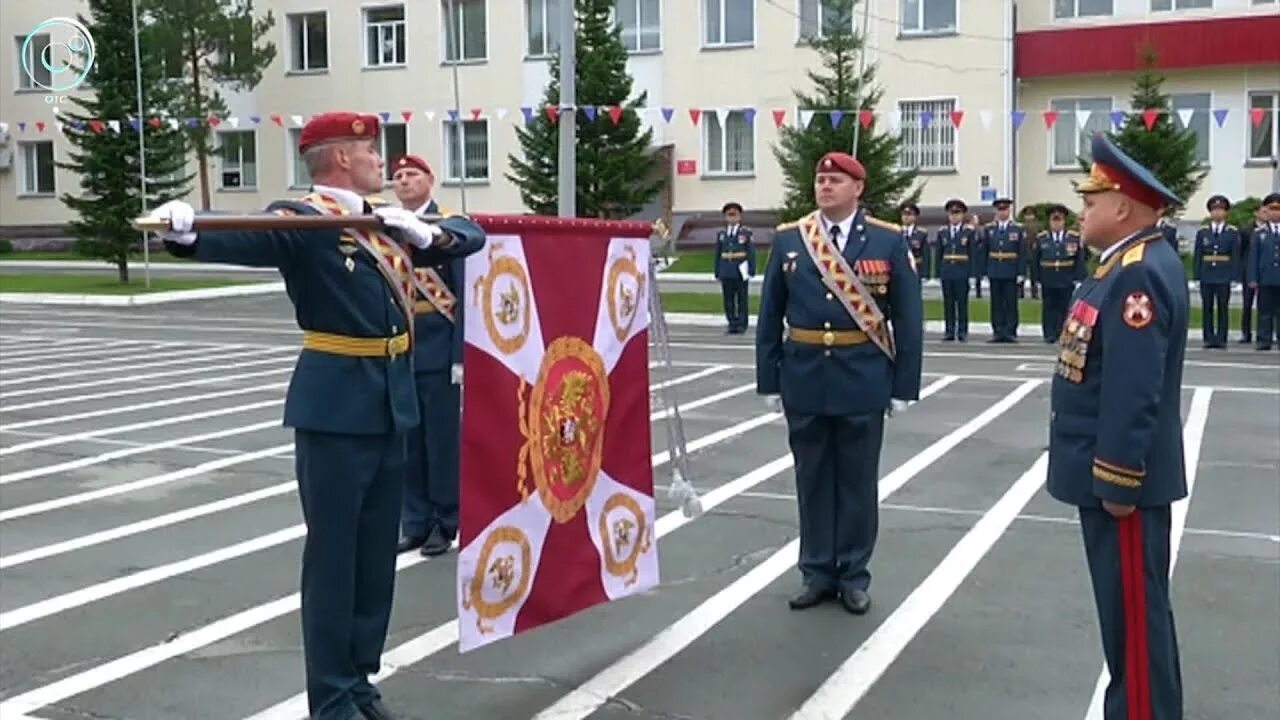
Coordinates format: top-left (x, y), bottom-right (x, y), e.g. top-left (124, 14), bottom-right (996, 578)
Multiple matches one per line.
top-left (897, 99), bottom-right (956, 171)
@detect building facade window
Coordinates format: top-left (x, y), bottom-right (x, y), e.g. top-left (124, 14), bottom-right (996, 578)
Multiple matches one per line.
top-left (900, 0), bottom-right (956, 34)
top-left (443, 0), bottom-right (487, 62)
top-left (19, 141), bottom-right (56, 195)
top-left (703, 0), bottom-right (754, 47)
top-left (1053, 0), bottom-right (1113, 18)
top-left (1170, 93), bottom-right (1211, 166)
top-left (1151, 0), bottom-right (1212, 10)
top-left (364, 5), bottom-right (406, 67)
top-left (443, 119), bottom-right (490, 181)
top-left (703, 110), bottom-right (755, 175)
top-left (527, 0), bottom-right (560, 57)
top-left (288, 128), bottom-right (311, 187)
top-left (616, 0), bottom-right (660, 52)
top-left (897, 99), bottom-right (957, 171)
top-left (800, 0), bottom-right (849, 40)
top-left (1049, 97), bottom-right (1113, 168)
top-left (218, 130), bottom-right (257, 189)
top-left (1249, 91), bottom-right (1279, 163)
top-left (15, 34), bottom-right (52, 89)
top-left (287, 12), bottom-right (328, 72)
top-left (381, 124), bottom-right (408, 181)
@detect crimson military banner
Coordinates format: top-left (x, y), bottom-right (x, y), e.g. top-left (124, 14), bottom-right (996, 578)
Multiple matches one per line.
top-left (456, 216), bottom-right (659, 653)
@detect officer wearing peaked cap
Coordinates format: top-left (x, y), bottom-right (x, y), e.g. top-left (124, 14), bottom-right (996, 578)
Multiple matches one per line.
top-left (756, 151), bottom-right (923, 615)
top-left (148, 112), bottom-right (464, 720)
top-left (1033, 204), bottom-right (1087, 342)
top-left (1048, 132), bottom-right (1189, 720)
top-left (714, 201), bottom-right (757, 334)
top-left (1247, 192), bottom-right (1280, 350)
top-left (1192, 194), bottom-right (1239, 348)
top-left (981, 197), bottom-right (1027, 342)
top-left (935, 198), bottom-right (975, 341)
top-left (899, 202), bottom-right (932, 279)
top-left (388, 154), bottom-right (486, 558)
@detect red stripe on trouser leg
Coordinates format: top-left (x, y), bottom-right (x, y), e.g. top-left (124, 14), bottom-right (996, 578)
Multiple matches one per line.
top-left (1118, 515), bottom-right (1140, 719)
top-left (1119, 513), bottom-right (1152, 720)
top-left (1131, 512), bottom-right (1151, 720)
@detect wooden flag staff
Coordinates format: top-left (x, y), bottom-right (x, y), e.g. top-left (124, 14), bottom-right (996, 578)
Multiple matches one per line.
top-left (130, 213), bottom-right (446, 233)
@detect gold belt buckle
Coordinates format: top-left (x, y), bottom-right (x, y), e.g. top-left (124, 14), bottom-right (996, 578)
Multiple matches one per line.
top-left (822, 331), bottom-right (835, 346)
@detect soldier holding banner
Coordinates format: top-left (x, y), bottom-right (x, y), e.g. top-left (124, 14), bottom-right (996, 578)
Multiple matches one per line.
top-left (756, 151), bottom-right (923, 615)
top-left (147, 112), bottom-right (462, 720)
top-left (388, 154), bottom-right (486, 557)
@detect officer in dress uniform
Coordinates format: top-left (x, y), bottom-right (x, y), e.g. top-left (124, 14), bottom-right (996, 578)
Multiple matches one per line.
top-left (1158, 216), bottom-right (1179, 253)
top-left (714, 202), bottom-right (756, 334)
top-left (1239, 205), bottom-right (1267, 344)
top-left (388, 154), bottom-right (486, 557)
top-left (147, 112), bottom-right (471, 720)
top-left (900, 202), bottom-right (931, 280)
top-left (1033, 205), bottom-right (1087, 343)
top-left (934, 198), bottom-right (974, 341)
top-left (1048, 132), bottom-right (1190, 720)
top-left (1191, 195), bottom-right (1239, 349)
top-left (970, 211), bottom-right (986, 299)
top-left (980, 197), bottom-right (1026, 342)
top-left (1020, 205), bottom-right (1042, 300)
top-left (1246, 192), bottom-right (1280, 351)
top-left (756, 152), bottom-right (923, 615)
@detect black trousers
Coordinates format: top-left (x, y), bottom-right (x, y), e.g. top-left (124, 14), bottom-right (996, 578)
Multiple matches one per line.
top-left (1041, 286), bottom-right (1073, 341)
top-left (941, 278), bottom-right (969, 339)
top-left (1199, 283), bottom-right (1230, 346)
top-left (402, 369), bottom-right (460, 538)
top-left (1256, 285), bottom-right (1280, 347)
top-left (1080, 506), bottom-right (1183, 720)
top-left (785, 411), bottom-right (885, 593)
top-left (720, 278), bottom-right (749, 331)
top-left (295, 429), bottom-right (406, 720)
top-left (989, 278), bottom-right (1019, 340)
top-left (1240, 284), bottom-right (1255, 340)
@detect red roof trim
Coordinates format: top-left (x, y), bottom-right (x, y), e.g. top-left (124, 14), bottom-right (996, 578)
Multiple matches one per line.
top-left (1015, 15), bottom-right (1280, 78)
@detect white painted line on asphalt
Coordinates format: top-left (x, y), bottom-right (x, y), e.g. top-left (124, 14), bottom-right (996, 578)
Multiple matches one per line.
top-left (651, 383), bottom-right (755, 421)
top-left (0, 317), bottom-right (301, 337)
top-left (0, 524), bottom-right (308, 632)
top-left (0, 382), bottom-right (288, 431)
top-left (0, 355), bottom-right (293, 399)
top-left (788, 453), bottom-right (1050, 719)
top-left (1, 419), bottom-right (283, 485)
top-left (0, 346), bottom-right (288, 386)
top-left (1083, 387), bottom-right (1212, 720)
top-left (0, 399), bottom-right (282, 457)
top-left (0, 441), bottom-right (293, 523)
top-left (651, 364), bottom-right (731, 390)
top-left (0, 339), bottom-right (152, 362)
top-left (245, 378), bottom-right (961, 720)
top-left (529, 378), bottom-right (1025, 720)
top-left (0, 343), bottom-right (227, 377)
top-left (0, 366), bottom-right (294, 413)
top-left (0, 281), bottom-right (284, 307)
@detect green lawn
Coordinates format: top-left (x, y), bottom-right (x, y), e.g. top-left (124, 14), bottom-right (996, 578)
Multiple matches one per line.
top-left (0, 251), bottom-right (189, 263)
top-left (659, 293), bottom-right (1242, 331)
top-left (0, 274), bottom-right (255, 295)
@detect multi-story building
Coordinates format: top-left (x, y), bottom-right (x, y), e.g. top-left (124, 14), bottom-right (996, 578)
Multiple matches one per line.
top-left (2, 0), bottom-right (1277, 241)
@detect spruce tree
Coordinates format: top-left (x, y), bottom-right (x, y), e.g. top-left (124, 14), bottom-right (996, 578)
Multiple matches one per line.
top-left (772, 0), bottom-right (918, 223)
top-left (58, 0), bottom-right (192, 283)
top-left (506, 0), bottom-right (663, 218)
top-left (1083, 46), bottom-right (1206, 218)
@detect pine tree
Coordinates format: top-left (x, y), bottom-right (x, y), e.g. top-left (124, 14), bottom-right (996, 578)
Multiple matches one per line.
top-left (506, 0), bottom-right (663, 218)
top-left (58, 0), bottom-right (192, 283)
top-left (142, 0), bottom-right (277, 210)
top-left (1083, 46), bottom-right (1206, 218)
top-left (773, 0), bottom-right (918, 223)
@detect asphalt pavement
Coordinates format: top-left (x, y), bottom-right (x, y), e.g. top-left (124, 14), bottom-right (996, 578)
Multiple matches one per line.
top-left (0, 297), bottom-right (1277, 720)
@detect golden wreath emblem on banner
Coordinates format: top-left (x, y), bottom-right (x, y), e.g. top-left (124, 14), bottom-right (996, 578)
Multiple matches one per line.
top-left (473, 242), bottom-right (532, 355)
top-left (516, 336), bottom-right (610, 524)
top-left (461, 525), bottom-right (533, 635)
top-left (598, 492), bottom-right (651, 586)
top-left (606, 246), bottom-right (646, 343)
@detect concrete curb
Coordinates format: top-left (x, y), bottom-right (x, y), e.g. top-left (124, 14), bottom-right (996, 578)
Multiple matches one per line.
top-left (0, 281), bottom-right (284, 307)
top-left (664, 313), bottom-right (1063, 338)
top-left (0, 260), bottom-right (277, 274)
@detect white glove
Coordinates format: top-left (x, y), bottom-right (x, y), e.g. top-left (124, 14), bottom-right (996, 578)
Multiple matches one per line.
top-left (450, 363), bottom-right (463, 385)
top-left (887, 399), bottom-right (912, 417)
top-left (763, 395), bottom-right (782, 412)
top-left (149, 200), bottom-right (196, 244)
top-left (373, 207), bottom-right (443, 249)
top-left (1017, 275), bottom-right (1024, 284)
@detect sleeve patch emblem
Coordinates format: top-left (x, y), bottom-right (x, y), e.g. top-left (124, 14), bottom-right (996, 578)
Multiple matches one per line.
top-left (1123, 291), bottom-right (1153, 329)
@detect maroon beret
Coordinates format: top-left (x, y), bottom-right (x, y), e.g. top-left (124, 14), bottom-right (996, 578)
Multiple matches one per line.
top-left (815, 151), bottom-right (866, 180)
top-left (298, 112), bottom-right (380, 153)
top-left (391, 154), bottom-right (433, 175)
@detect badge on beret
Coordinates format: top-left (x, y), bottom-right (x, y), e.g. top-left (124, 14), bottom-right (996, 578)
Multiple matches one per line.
top-left (1123, 291), bottom-right (1153, 329)
top-left (352, 119), bottom-right (366, 134)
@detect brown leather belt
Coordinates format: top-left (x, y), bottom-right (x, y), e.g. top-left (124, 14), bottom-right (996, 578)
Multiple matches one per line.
top-left (788, 328), bottom-right (869, 347)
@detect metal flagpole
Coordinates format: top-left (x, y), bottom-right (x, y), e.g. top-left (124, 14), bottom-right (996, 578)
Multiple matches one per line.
top-left (131, 0), bottom-right (151, 288)
top-left (557, 0), bottom-right (575, 217)
top-left (446, 0), bottom-right (468, 213)
top-left (849, 0), bottom-right (872, 158)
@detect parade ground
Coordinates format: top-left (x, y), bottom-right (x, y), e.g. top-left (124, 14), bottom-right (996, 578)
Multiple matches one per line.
top-left (0, 296), bottom-right (1277, 720)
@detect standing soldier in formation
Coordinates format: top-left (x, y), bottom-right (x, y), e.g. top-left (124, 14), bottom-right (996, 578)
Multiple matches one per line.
top-left (900, 202), bottom-right (931, 280)
top-left (146, 113), bottom-right (464, 720)
top-left (1048, 133), bottom-right (1189, 720)
top-left (981, 197), bottom-right (1026, 342)
top-left (755, 152), bottom-right (923, 615)
top-left (1191, 195), bottom-right (1239, 349)
top-left (389, 154), bottom-right (486, 558)
top-left (1033, 204), bottom-right (1087, 343)
top-left (1239, 205), bottom-right (1267, 344)
top-left (1246, 192), bottom-right (1280, 351)
top-left (1158, 215), bottom-right (1180, 253)
top-left (1020, 205), bottom-right (1042, 300)
top-left (714, 202), bottom-right (756, 334)
top-left (935, 198), bottom-right (975, 341)
top-left (970, 210), bottom-right (987, 299)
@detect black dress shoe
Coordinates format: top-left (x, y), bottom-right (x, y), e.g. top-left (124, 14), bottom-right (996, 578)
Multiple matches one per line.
top-left (420, 527), bottom-right (454, 557)
top-left (358, 699), bottom-right (402, 720)
top-left (396, 535), bottom-right (425, 553)
top-left (840, 588), bottom-right (871, 615)
top-left (788, 586), bottom-right (834, 610)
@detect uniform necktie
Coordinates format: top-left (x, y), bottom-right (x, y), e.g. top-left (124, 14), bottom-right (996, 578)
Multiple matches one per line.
top-left (830, 225), bottom-right (842, 252)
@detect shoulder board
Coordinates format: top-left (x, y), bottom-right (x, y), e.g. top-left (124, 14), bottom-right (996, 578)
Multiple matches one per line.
top-left (1036, 230), bottom-right (1049, 237)
top-left (1122, 242), bottom-right (1147, 267)
top-left (364, 195), bottom-right (389, 207)
top-left (1227, 224), bottom-right (1237, 231)
top-left (864, 215), bottom-right (900, 232)
top-left (775, 219), bottom-right (802, 232)
top-left (268, 198), bottom-right (320, 216)
top-left (1067, 230), bottom-right (1081, 236)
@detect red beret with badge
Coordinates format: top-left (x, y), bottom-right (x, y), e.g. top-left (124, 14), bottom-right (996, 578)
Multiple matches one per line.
top-left (391, 154), bottom-right (433, 175)
top-left (815, 151), bottom-right (866, 181)
top-left (298, 112), bottom-right (380, 153)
